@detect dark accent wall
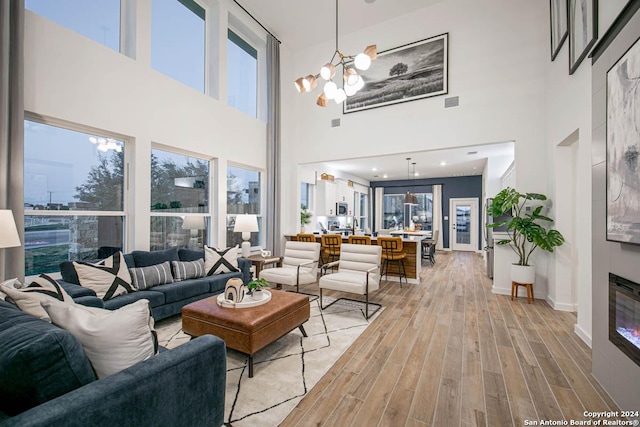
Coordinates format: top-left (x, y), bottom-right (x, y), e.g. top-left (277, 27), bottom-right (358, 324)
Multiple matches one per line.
top-left (371, 175), bottom-right (483, 250)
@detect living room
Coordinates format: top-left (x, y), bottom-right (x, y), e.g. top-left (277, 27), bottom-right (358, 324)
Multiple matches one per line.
top-left (1, 0), bottom-right (640, 425)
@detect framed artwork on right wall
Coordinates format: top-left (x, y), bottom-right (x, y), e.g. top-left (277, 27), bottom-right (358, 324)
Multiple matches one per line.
top-left (550, 0), bottom-right (568, 60)
top-left (568, 0), bottom-right (598, 74)
top-left (606, 35), bottom-right (640, 245)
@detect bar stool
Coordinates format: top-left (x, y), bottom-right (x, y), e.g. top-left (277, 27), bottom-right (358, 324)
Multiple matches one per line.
top-left (296, 233), bottom-right (317, 243)
top-left (348, 235), bottom-right (371, 245)
top-left (320, 234), bottom-right (342, 269)
top-left (377, 236), bottom-right (407, 286)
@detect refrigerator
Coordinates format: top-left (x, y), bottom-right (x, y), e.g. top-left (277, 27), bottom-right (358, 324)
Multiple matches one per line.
top-left (484, 197), bottom-right (511, 279)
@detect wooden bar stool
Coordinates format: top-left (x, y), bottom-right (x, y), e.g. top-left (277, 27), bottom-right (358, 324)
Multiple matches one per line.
top-left (320, 234), bottom-right (342, 269)
top-left (348, 235), bottom-right (371, 245)
top-left (377, 236), bottom-right (407, 287)
top-left (511, 281), bottom-right (534, 303)
top-left (296, 233), bottom-right (317, 242)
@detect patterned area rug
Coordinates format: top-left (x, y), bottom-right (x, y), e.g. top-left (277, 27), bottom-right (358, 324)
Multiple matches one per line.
top-left (156, 296), bottom-right (382, 426)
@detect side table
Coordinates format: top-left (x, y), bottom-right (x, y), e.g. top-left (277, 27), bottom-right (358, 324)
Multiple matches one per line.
top-left (246, 254), bottom-right (282, 279)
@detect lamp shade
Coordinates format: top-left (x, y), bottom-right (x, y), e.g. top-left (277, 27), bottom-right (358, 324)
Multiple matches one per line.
top-left (233, 214), bottom-right (259, 233)
top-left (0, 210), bottom-right (21, 248)
top-left (182, 216), bottom-right (205, 230)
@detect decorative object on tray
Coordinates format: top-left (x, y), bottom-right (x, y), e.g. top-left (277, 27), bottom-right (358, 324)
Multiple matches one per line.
top-left (247, 277), bottom-right (270, 301)
top-left (217, 290), bottom-right (272, 308)
top-left (224, 278), bottom-right (247, 303)
top-left (344, 33), bottom-right (448, 113)
top-left (260, 249), bottom-right (272, 258)
top-left (606, 36), bottom-right (640, 245)
top-left (568, 0), bottom-right (597, 74)
top-left (550, 0), bottom-right (568, 61)
top-left (486, 188), bottom-right (565, 284)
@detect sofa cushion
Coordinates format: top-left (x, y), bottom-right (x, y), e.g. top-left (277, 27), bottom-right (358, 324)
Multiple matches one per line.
top-left (103, 290), bottom-right (165, 311)
top-left (132, 247), bottom-right (179, 268)
top-left (204, 246), bottom-right (239, 275)
top-left (178, 248), bottom-right (204, 262)
top-left (172, 259), bottom-right (206, 281)
top-left (129, 261), bottom-right (174, 290)
top-left (0, 300), bottom-right (96, 416)
top-left (74, 252), bottom-right (134, 301)
top-left (1, 275), bottom-right (74, 321)
top-left (151, 279), bottom-right (210, 304)
top-left (205, 271), bottom-right (244, 294)
top-left (59, 254), bottom-right (135, 285)
top-left (42, 299), bottom-right (158, 379)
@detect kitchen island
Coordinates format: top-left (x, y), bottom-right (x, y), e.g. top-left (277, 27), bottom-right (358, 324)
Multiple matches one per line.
top-left (285, 234), bottom-right (423, 284)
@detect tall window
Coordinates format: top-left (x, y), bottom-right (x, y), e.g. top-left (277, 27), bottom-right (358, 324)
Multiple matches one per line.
top-left (26, 0), bottom-right (121, 52)
top-left (227, 29), bottom-right (257, 117)
top-left (227, 165), bottom-right (261, 247)
top-left (24, 120), bottom-right (126, 276)
top-left (382, 193), bottom-right (432, 230)
top-left (383, 195), bottom-right (405, 229)
top-left (300, 182), bottom-right (312, 210)
top-left (150, 149), bottom-right (210, 250)
top-left (358, 192), bottom-right (369, 231)
top-left (151, 0), bottom-right (205, 92)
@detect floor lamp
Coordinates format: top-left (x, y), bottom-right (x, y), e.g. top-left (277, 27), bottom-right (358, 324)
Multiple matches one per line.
top-left (233, 214), bottom-right (258, 258)
top-left (0, 210), bottom-right (21, 278)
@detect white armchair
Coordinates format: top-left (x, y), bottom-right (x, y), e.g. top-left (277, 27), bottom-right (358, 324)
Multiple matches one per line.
top-left (318, 243), bottom-right (382, 319)
top-left (258, 241), bottom-right (320, 292)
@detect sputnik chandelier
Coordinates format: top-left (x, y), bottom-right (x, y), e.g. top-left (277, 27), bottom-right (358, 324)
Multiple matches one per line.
top-left (294, 0), bottom-right (377, 107)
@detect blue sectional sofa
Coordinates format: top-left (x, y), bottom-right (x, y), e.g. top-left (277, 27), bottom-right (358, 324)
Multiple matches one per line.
top-left (58, 247), bottom-right (251, 320)
top-left (0, 299), bottom-right (226, 426)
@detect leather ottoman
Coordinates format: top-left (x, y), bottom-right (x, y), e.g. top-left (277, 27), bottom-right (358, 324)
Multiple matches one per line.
top-left (182, 289), bottom-right (310, 377)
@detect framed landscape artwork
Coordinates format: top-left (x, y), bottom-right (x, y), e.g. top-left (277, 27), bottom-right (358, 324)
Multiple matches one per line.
top-left (344, 33), bottom-right (448, 114)
top-left (568, 0), bottom-right (597, 74)
top-left (550, 0), bottom-right (568, 61)
top-left (606, 36), bottom-right (640, 245)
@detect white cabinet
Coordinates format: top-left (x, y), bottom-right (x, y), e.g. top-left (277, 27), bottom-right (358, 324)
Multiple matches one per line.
top-left (316, 180), bottom-right (337, 216)
top-left (337, 180), bottom-right (355, 215)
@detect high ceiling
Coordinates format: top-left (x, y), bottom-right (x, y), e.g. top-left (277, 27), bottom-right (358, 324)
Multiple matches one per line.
top-left (235, 0), bottom-right (445, 51)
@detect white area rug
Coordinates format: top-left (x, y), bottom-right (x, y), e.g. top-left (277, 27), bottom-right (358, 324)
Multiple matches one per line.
top-left (156, 296), bottom-right (382, 427)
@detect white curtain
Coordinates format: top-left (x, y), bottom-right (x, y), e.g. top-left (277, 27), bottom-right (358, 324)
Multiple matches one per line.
top-left (265, 35), bottom-right (281, 255)
top-left (432, 184), bottom-right (443, 250)
top-left (0, 0), bottom-right (25, 280)
top-left (374, 187), bottom-right (383, 232)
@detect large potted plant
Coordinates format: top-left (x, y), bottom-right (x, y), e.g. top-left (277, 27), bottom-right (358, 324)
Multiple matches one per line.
top-left (486, 187), bottom-right (565, 284)
top-left (300, 204), bottom-right (312, 233)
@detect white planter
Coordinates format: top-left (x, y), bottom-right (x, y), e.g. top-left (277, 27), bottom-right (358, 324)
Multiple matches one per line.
top-left (511, 264), bottom-right (535, 284)
top-left (252, 290), bottom-right (264, 301)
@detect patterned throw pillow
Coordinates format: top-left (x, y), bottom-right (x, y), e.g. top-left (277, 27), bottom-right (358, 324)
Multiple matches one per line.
top-left (73, 252), bottom-right (133, 301)
top-left (41, 298), bottom-right (158, 379)
top-left (171, 259), bottom-right (205, 281)
top-left (204, 245), bottom-right (239, 276)
top-left (0, 274), bottom-right (74, 321)
top-left (129, 261), bottom-right (174, 290)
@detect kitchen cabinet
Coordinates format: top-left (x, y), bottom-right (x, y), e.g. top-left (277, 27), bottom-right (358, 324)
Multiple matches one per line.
top-left (337, 180), bottom-right (355, 215)
top-left (316, 180), bottom-right (337, 216)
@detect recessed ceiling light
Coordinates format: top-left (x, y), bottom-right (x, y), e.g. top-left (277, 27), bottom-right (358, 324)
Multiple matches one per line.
top-left (440, 161), bottom-right (447, 166)
top-left (383, 174), bottom-right (388, 178)
top-left (372, 167), bottom-right (377, 171)
top-left (473, 167), bottom-right (477, 170)
top-left (414, 172), bottom-right (420, 177)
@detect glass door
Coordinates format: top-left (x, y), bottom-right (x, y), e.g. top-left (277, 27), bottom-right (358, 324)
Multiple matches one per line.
top-left (450, 198), bottom-right (479, 251)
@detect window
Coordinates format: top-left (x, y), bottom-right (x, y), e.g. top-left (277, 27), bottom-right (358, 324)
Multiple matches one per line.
top-left (383, 192), bottom-right (432, 230)
top-left (301, 182), bottom-right (312, 211)
top-left (358, 192), bottom-right (368, 231)
top-left (24, 120), bottom-right (126, 276)
top-left (227, 165), bottom-right (261, 247)
top-left (26, 0), bottom-right (120, 52)
top-left (151, 0), bottom-right (205, 92)
top-left (227, 29), bottom-right (257, 117)
top-left (383, 194), bottom-right (405, 229)
top-left (150, 148), bottom-right (210, 250)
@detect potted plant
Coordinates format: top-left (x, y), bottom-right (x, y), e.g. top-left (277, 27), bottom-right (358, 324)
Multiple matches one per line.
top-left (300, 204), bottom-right (312, 233)
top-left (486, 187), bottom-right (565, 284)
top-left (247, 277), bottom-right (270, 301)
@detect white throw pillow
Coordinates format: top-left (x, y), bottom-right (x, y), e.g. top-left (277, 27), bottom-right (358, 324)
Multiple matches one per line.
top-left (1, 274), bottom-right (74, 321)
top-left (0, 278), bottom-right (20, 300)
top-left (41, 299), bottom-right (158, 379)
top-left (204, 245), bottom-right (239, 275)
top-left (73, 251), bottom-right (133, 300)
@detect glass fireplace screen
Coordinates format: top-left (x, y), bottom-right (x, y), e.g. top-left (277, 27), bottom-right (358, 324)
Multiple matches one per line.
top-left (609, 273), bottom-right (640, 367)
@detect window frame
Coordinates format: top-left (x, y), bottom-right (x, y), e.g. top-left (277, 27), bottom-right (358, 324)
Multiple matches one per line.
top-left (226, 162), bottom-right (264, 250)
top-left (227, 28), bottom-right (258, 117)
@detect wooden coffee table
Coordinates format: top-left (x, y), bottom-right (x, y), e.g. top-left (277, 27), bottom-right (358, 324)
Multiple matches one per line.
top-left (182, 290), bottom-right (310, 377)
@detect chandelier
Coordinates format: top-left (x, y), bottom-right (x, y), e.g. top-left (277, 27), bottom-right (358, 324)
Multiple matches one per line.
top-left (293, 0), bottom-right (377, 107)
top-left (404, 158), bottom-right (418, 205)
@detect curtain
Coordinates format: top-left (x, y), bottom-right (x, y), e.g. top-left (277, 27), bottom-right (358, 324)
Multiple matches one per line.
top-left (265, 35), bottom-right (281, 255)
top-left (432, 184), bottom-right (443, 250)
top-left (0, 0), bottom-right (25, 280)
top-left (374, 187), bottom-right (383, 232)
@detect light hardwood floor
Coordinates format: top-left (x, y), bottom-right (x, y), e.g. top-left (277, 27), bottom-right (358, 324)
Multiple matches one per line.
top-left (281, 251), bottom-right (619, 427)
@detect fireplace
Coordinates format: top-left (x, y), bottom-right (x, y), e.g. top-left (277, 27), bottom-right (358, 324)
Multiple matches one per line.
top-left (609, 273), bottom-right (640, 367)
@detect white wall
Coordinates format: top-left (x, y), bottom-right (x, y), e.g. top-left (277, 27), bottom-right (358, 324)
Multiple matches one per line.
top-left (24, 0), bottom-right (268, 251)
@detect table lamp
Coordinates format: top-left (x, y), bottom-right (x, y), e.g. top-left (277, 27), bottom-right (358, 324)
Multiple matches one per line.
top-left (0, 210), bottom-right (21, 276)
top-left (233, 214), bottom-right (258, 257)
top-left (182, 216), bottom-right (206, 249)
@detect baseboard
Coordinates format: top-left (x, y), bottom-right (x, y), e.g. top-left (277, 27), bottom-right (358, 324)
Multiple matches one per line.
top-left (547, 295), bottom-right (577, 312)
top-left (492, 284), bottom-right (512, 296)
top-left (574, 324), bottom-right (592, 348)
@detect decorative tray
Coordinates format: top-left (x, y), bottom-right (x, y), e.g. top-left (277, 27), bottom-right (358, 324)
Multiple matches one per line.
top-left (216, 290), bottom-right (272, 309)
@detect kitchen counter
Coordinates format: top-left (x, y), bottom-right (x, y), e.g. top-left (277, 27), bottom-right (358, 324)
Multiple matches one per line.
top-left (285, 234), bottom-right (422, 284)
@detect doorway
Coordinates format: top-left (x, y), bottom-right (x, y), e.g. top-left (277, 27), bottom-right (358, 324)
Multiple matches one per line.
top-left (450, 198), bottom-right (479, 251)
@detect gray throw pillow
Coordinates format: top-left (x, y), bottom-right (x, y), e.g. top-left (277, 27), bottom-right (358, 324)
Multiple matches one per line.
top-left (129, 261), bottom-right (174, 290)
top-left (171, 259), bottom-right (205, 281)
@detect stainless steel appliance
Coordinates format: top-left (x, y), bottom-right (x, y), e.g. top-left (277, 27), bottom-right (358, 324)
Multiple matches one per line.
top-left (484, 197), bottom-right (512, 279)
top-left (336, 202), bottom-right (348, 216)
